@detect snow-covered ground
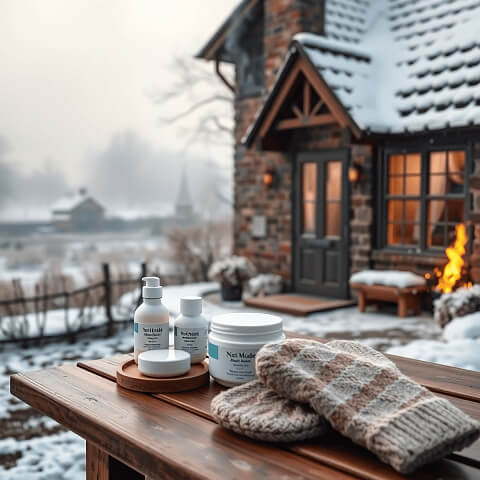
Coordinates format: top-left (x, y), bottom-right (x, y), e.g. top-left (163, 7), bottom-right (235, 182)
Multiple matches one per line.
top-left (388, 311), bottom-right (480, 371)
top-left (0, 231), bottom-right (174, 293)
top-left (1, 282), bottom-right (478, 478)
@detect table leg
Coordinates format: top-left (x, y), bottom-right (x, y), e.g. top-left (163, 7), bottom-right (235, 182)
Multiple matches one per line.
top-left (86, 442), bottom-right (109, 480)
top-left (86, 441), bottom-right (145, 480)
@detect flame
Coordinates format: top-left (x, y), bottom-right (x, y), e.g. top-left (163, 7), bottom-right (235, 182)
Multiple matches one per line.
top-left (434, 223), bottom-right (467, 293)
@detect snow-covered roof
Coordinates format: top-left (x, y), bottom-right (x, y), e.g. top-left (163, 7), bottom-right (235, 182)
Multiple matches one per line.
top-left (296, 0), bottom-right (480, 133)
top-left (51, 212), bottom-right (71, 221)
top-left (51, 190), bottom-right (102, 213)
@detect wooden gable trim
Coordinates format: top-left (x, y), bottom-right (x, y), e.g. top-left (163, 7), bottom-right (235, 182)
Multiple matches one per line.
top-left (247, 52), bottom-right (362, 148)
top-left (299, 54), bottom-right (362, 139)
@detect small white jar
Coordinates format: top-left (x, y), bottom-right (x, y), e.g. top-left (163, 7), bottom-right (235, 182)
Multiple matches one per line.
top-left (208, 312), bottom-right (284, 387)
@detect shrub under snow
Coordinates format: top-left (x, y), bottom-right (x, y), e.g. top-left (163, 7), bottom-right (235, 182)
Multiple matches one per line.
top-left (243, 274), bottom-right (283, 298)
top-left (208, 256), bottom-right (256, 286)
top-left (433, 285), bottom-right (480, 327)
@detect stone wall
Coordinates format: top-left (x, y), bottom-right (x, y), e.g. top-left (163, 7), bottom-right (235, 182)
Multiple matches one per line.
top-left (350, 144), bottom-right (373, 273)
top-left (469, 142), bottom-right (480, 282)
top-left (233, 116), bottom-right (376, 286)
top-left (264, 0), bottom-right (325, 89)
top-left (232, 0), bottom-right (326, 286)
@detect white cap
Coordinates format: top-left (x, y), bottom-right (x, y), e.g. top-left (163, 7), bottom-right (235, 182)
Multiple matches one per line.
top-left (142, 276), bottom-right (163, 299)
top-left (180, 296), bottom-right (202, 316)
top-left (138, 349), bottom-right (191, 378)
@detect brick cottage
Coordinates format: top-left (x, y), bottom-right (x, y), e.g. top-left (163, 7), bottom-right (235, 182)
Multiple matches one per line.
top-left (197, 0), bottom-right (480, 299)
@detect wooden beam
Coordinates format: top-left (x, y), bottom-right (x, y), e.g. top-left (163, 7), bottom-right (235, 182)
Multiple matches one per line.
top-left (303, 81), bottom-right (310, 116)
top-left (310, 99), bottom-right (324, 117)
top-left (276, 113), bottom-right (336, 130)
top-left (258, 63), bottom-right (302, 139)
top-left (291, 104), bottom-right (303, 120)
top-left (299, 56), bottom-right (362, 139)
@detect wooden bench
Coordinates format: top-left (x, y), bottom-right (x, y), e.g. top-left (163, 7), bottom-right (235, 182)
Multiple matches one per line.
top-left (350, 282), bottom-right (428, 317)
top-left (9, 331), bottom-right (480, 479)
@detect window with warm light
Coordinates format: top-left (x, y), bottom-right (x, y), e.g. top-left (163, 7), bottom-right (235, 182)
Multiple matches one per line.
top-left (302, 163), bottom-right (317, 234)
top-left (384, 149), bottom-right (468, 250)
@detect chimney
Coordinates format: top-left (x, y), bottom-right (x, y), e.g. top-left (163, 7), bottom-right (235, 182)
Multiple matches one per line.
top-left (264, 0), bottom-right (325, 90)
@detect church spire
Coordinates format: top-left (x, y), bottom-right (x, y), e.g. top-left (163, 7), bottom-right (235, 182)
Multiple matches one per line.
top-left (175, 168), bottom-right (193, 218)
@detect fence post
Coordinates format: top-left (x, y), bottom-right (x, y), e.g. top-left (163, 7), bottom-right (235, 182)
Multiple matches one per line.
top-left (103, 263), bottom-right (113, 337)
top-left (137, 262), bottom-right (147, 308)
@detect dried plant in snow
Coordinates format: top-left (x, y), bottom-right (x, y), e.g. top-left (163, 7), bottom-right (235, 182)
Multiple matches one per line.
top-left (165, 220), bottom-right (232, 284)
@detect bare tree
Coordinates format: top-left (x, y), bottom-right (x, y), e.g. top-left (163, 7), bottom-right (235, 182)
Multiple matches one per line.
top-left (148, 57), bottom-right (234, 148)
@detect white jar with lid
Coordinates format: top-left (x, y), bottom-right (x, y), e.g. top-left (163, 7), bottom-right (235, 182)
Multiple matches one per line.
top-left (208, 312), bottom-right (284, 387)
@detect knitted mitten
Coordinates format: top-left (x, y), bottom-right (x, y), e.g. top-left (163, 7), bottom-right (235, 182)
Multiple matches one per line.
top-left (256, 339), bottom-right (480, 473)
top-left (210, 340), bottom-right (394, 442)
top-left (211, 379), bottom-right (328, 442)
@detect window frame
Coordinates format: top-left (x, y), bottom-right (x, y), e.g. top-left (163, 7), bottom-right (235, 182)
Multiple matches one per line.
top-left (379, 143), bottom-right (472, 254)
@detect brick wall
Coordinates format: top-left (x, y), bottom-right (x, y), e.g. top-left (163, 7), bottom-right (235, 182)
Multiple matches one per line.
top-left (350, 145), bottom-right (373, 273)
top-left (233, 116), bottom-right (376, 286)
top-left (469, 142), bottom-right (480, 282)
top-left (264, 0), bottom-right (325, 89)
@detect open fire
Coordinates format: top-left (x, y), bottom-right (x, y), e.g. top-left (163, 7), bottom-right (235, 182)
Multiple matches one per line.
top-left (426, 223), bottom-right (471, 293)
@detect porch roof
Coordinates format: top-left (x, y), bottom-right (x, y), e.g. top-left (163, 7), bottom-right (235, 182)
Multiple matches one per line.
top-left (199, 0), bottom-right (480, 138)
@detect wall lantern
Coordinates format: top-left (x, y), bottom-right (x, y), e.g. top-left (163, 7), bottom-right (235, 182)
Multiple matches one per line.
top-left (348, 165), bottom-right (362, 183)
top-left (263, 168), bottom-right (277, 189)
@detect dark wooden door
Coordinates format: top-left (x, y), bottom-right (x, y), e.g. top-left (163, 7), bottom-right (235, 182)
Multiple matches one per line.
top-left (293, 150), bottom-right (350, 298)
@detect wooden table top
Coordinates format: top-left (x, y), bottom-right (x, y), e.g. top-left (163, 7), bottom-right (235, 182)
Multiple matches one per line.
top-left (10, 333), bottom-right (480, 480)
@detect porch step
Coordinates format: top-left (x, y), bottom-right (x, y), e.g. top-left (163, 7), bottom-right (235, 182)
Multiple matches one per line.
top-left (244, 294), bottom-right (356, 316)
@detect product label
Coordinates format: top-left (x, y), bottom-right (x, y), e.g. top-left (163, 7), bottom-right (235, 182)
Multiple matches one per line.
top-left (174, 326), bottom-right (207, 356)
top-left (134, 322), bottom-right (169, 352)
top-left (208, 342), bottom-right (258, 383)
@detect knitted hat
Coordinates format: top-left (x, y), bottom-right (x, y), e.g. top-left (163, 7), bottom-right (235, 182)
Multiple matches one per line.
top-left (211, 379), bottom-right (328, 442)
top-left (256, 339), bottom-right (480, 473)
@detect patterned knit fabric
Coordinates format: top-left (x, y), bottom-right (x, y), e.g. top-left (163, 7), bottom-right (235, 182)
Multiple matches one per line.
top-left (210, 341), bottom-right (397, 443)
top-left (211, 379), bottom-right (328, 442)
top-left (256, 339), bottom-right (480, 474)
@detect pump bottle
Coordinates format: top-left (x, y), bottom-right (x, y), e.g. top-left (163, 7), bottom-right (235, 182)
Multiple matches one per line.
top-left (134, 277), bottom-right (170, 364)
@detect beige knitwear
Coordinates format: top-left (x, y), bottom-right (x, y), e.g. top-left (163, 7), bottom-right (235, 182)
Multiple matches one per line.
top-left (211, 379), bottom-right (328, 442)
top-left (256, 339), bottom-right (480, 474)
top-left (210, 341), bottom-right (395, 443)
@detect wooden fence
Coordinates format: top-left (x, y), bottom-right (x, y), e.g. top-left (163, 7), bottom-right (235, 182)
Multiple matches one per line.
top-left (0, 262), bottom-right (148, 346)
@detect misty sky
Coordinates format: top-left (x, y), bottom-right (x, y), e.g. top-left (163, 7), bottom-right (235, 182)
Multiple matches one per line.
top-left (0, 0), bottom-right (238, 219)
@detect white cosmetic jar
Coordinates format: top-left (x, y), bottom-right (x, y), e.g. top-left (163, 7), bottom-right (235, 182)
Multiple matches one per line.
top-left (208, 312), bottom-right (284, 387)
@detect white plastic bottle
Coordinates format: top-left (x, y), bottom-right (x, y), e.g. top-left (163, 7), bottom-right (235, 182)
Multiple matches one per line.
top-left (134, 277), bottom-right (170, 364)
top-left (174, 296), bottom-right (208, 364)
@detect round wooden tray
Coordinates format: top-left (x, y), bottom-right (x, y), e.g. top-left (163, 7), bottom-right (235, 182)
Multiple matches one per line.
top-left (116, 358), bottom-right (210, 393)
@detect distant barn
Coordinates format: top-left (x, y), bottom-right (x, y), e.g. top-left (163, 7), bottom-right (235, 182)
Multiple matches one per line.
top-left (51, 188), bottom-right (104, 232)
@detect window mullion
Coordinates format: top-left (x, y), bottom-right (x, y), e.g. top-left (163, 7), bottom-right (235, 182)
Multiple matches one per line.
top-left (420, 150), bottom-right (428, 251)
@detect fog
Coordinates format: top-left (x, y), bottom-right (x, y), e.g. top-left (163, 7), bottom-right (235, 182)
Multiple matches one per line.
top-left (0, 0), bottom-right (237, 221)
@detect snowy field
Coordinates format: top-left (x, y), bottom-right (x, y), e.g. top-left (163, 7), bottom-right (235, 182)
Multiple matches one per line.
top-left (1, 282), bottom-right (478, 478)
top-left (0, 231), bottom-right (173, 293)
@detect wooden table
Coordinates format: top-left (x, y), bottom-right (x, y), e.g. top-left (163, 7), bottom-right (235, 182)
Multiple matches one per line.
top-left (10, 333), bottom-right (480, 480)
